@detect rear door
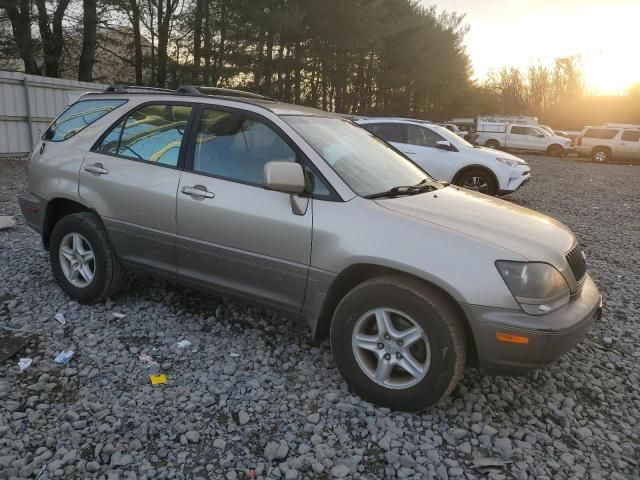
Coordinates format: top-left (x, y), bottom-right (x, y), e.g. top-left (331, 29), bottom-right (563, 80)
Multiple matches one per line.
top-left (175, 106), bottom-right (313, 311)
top-left (619, 130), bottom-right (640, 158)
top-left (79, 102), bottom-right (195, 276)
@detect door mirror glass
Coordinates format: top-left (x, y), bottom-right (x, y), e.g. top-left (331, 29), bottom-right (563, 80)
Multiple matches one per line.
top-left (263, 161), bottom-right (306, 194)
top-left (435, 140), bottom-right (452, 150)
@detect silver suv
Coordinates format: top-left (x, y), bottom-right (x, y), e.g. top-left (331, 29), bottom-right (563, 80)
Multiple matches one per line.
top-left (575, 125), bottom-right (640, 162)
top-left (19, 86), bottom-right (602, 411)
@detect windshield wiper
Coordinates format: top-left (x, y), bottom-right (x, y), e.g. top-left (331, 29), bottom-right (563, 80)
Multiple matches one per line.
top-left (364, 179), bottom-right (436, 199)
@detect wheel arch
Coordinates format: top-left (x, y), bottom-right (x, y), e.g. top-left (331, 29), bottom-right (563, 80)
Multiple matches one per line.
top-left (591, 145), bottom-right (612, 155)
top-left (546, 143), bottom-right (564, 154)
top-left (311, 263), bottom-right (478, 366)
top-left (451, 164), bottom-right (500, 191)
top-left (43, 197), bottom-right (93, 249)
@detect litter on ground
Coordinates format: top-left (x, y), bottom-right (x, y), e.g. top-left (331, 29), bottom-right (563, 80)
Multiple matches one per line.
top-left (149, 373), bottom-right (167, 385)
top-left (54, 350), bottom-right (74, 365)
top-left (18, 358), bottom-right (32, 371)
top-left (176, 340), bottom-right (192, 348)
top-left (54, 313), bottom-right (66, 325)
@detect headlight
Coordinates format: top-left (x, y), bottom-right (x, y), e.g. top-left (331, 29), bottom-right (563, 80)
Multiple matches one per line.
top-left (496, 261), bottom-right (570, 315)
top-left (495, 157), bottom-right (521, 167)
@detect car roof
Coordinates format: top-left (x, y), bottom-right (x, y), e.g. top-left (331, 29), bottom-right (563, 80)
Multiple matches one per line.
top-left (354, 117), bottom-right (434, 126)
top-left (82, 85), bottom-right (340, 119)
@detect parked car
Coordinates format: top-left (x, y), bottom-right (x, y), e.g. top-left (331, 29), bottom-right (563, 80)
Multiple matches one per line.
top-left (356, 117), bottom-right (530, 196)
top-left (476, 123), bottom-right (574, 157)
top-left (19, 86), bottom-right (602, 411)
top-left (440, 123), bottom-right (465, 136)
top-left (575, 126), bottom-right (640, 163)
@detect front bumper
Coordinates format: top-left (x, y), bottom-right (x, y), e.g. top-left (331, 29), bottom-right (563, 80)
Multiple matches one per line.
top-left (18, 193), bottom-right (47, 234)
top-left (462, 274), bottom-right (602, 374)
top-left (499, 168), bottom-right (530, 194)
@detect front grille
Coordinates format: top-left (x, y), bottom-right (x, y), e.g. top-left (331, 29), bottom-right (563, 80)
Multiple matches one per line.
top-left (566, 243), bottom-right (587, 282)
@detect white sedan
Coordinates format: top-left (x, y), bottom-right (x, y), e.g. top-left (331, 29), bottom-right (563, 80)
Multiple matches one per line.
top-left (356, 117), bottom-right (530, 196)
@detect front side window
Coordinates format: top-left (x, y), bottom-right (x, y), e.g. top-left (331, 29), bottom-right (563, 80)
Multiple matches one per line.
top-left (621, 130), bottom-right (640, 142)
top-left (44, 99), bottom-right (127, 142)
top-left (96, 104), bottom-right (192, 166)
top-left (193, 109), bottom-right (296, 185)
top-left (407, 125), bottom-right (446, 147)
top-left (286, 116), bottom-right (430, 197)
top-left (362, 123), bottom-right (406, 144)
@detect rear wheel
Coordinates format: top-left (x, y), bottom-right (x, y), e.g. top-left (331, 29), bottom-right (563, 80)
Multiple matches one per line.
top-left (330, 276), bottom-right (466, 411)
top-left (485, 139), bottom-right (500, 150)
top-left (455, 168), bottom-right (498, 196)
top-left (547, 144), bottom-right (564, 157)
top-left (591, 147), bottom-right (610, 163)
top-left (50, 212), bottom-right (125, 303)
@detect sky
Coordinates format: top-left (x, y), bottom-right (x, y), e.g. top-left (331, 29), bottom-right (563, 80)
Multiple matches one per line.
top-left (426, 0), bottom-right (640, 95)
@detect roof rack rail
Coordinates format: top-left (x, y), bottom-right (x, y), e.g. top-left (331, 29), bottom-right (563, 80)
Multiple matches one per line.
top-left (176, 85), bottom-right (275, 101)
top-left (104, 85), bottom-right (174, 94)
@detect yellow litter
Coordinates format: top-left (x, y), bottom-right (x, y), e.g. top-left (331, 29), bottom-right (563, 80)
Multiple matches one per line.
top-left (149, 373), bottom-right (167, 385)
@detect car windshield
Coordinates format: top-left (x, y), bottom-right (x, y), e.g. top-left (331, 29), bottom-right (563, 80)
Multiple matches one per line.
top-left (285, 116), bottom-right (431, 197)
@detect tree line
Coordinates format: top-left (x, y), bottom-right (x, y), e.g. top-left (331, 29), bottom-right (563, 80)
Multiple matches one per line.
top-left (0, 0), bottom-right (638, 127)
top-left (0, 0), bottom-right (476, 119)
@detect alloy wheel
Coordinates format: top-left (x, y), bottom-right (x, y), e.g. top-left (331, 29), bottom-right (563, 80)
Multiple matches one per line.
top-left (59, 232), bottom-right (96, 288)
top-left (463, 176), bottom-right (489, 193)
top-left (351, 308), bottom-right (431, 389)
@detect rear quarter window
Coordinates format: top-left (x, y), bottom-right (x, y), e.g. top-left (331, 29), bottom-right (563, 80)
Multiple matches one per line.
top-left (584, 128), bottom-right (618, 140)
top-left (43, 99), bottom-right (127, 142)
top-left (621, 130), bottom-right (640, 142)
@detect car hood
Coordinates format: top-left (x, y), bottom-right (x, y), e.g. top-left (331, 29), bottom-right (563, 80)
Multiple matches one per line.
top-left (375, 186), bottom-right (575, 261)
top-left (470, 146), bottom-right (527, 164)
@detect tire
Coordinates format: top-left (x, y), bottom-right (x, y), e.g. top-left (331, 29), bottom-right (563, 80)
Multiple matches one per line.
top-left (547, 144), bottom-right (563, 157)
top-left (485, 139), bottom-right (500, 150)
top-left (50, 212), bottom-right (125, 303)
top-left (330, 276), bottom-right (466, 411)
top-left (455, 168), bottom-right (498, 196)
top-left (591, 147), bottom-right (610, 163)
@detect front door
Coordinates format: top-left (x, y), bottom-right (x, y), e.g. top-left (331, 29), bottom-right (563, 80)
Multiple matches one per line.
top-left (619, 130), bottom-right (640, 158)
top-left (176, 106), bottom-right (312, 310)
top-left (79, 102), bottom-right (195, 275)
top-left (402, 125), bottom-right (457, 181)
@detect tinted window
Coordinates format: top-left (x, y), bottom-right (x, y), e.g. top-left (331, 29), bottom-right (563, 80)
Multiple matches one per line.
top-left (44, 99), bottom-right (126, 142)
top-left (621, 130), bottom-right (640, 142)
top-left (362, 123), bottom-right (406, 143)
top-left (96, 104), bottom-right (192, 166)
top-left (193, 109), bottom-right (296, 185)
top-left (584, 128), bottom-right (618, 140)
top-left (407, 125), bottom-right (446, 147)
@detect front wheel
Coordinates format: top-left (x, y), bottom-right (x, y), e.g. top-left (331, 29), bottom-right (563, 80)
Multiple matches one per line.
top-left (485, 139), bottom-right (500, 150)
top-left (547, 144), bottom-right (564, 157)
top-left (50, 212), bottom-right (125, 303)
top-left (455, 168), bottom-right (498, 196)
top-left (330, 276), bottom-right (466, 411)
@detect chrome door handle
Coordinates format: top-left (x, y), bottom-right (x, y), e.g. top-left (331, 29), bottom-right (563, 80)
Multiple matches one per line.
top-left (182, 185), bottom-right (215, 199)
top-left (84, 163), bottom-right (108, 175)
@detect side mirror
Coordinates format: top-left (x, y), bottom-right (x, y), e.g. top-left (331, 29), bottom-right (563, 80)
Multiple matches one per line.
top-left (435, 140), bottom-right (452, 151)
top-left (263, 161), bottom-right (306, 194)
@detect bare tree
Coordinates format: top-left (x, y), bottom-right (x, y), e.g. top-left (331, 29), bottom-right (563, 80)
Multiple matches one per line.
top-left (0, 0), bottom-right (41, 74)
top-left (78, 0), bottom-right (97, 81)
top-left (34, 0), bottom-right (71, 77)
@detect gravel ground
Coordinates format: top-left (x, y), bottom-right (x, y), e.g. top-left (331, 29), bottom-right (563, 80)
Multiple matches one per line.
top-left (0, 155), bottom-right (638, 480)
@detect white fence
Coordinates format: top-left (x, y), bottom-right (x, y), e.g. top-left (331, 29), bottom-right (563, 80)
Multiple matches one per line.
top-left (0, 71), bottom-right (107, 158)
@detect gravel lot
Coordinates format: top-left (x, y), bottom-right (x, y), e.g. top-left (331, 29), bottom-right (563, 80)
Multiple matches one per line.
top-left (0, 155), bottom-right (638, 480)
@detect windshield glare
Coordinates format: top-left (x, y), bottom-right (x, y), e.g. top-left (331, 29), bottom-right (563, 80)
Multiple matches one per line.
top-left (285, 116), bottom-right (430, 197)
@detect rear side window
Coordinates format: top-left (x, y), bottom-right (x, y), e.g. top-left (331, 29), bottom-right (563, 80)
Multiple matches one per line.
top-left (96, 104), bottom-right (193, 167)
top-left (43, 99), bottom-right (127, 142)
top-left (584, 128), bottom-right (618, 140)
top-left (621, 130), bottom-right (640, 142)
top-left (362, 123), bottom-right (407, 143)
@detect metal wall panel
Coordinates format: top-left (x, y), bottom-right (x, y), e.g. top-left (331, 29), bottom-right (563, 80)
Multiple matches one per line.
top-left (0, 71), bottom-right (107, 157)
